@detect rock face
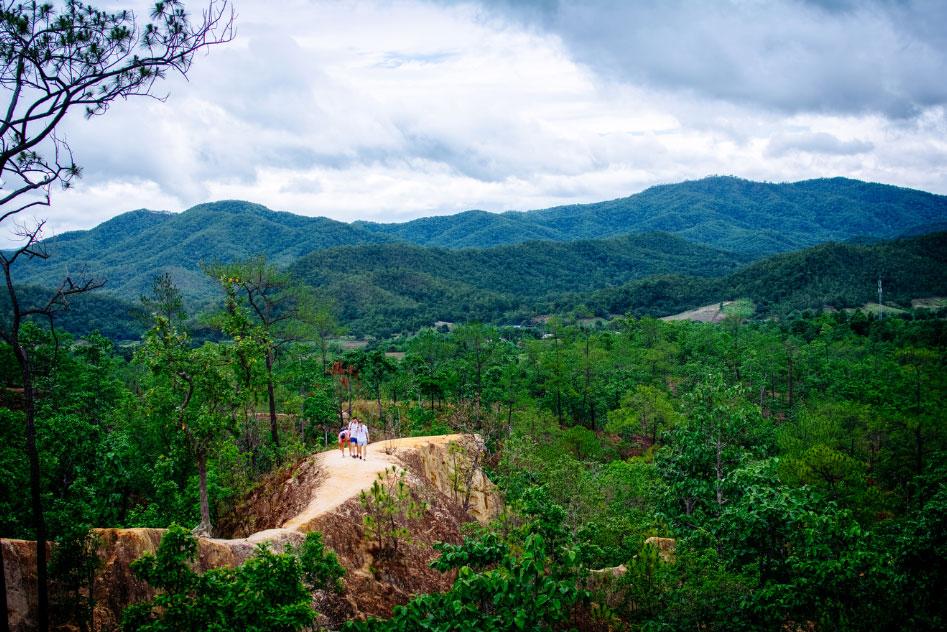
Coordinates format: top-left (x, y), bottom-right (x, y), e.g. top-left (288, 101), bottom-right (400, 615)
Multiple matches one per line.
top-left (216, 457), bottom-right (324, 538)
top-left (1, 538), bottom-right (47, 632)
top-left (412, 439), bottom-right (499, 523)
top-left (2, 435), bottom-right (499, 631)
top-left (2, 528), bottom-right (306, 632)
top-left (643, 536), bottom-right (676, 563)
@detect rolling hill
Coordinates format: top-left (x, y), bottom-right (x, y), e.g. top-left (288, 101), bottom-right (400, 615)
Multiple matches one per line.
top-left (288, 233), bottom-right (747, 336)
top-left (573, 231), bottom-right (947, 319)
top-left (21, 200), bottom-right (393, 306)
top-left (357, 176), bottom-right (947, 255)
top-left (20, 176), bottom-right (947, 311)
top-left (13, 176), bottom-right (947, 338)
top-left (14, 231), bottom-right (947, 340)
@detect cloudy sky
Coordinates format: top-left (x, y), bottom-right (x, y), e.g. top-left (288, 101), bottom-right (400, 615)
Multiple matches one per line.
top-left (12, 0), bottom-right (947, 240)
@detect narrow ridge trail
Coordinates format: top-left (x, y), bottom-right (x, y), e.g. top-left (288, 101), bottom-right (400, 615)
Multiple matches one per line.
top-left (281, 434), bottom-right (466, 532)
top-left (207, 434), bottom-right (467, 547)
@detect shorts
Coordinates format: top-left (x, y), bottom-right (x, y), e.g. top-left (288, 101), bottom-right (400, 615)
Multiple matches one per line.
top-left (350, 437), bottom-right (359, 445)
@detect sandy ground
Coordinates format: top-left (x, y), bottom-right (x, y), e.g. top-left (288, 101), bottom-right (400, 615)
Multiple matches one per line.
top-left (281, 434), bottom-right (466, 530)
top-left (661, 301), bottom-right (734, 323)
top-left (208, 434), bottom-right (466, 547)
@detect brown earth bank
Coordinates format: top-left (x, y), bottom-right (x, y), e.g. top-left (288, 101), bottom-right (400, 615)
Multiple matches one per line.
top-left (2, 435), bottom-right (500, 631)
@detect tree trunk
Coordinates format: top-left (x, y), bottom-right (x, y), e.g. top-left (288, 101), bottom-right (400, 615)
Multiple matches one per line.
top-left (265, 349), bottom-right (279, 448)
top-left (376, 385), bottom-right (383, 423)
top-left (195, 450), bottom-right (212, 536)
top-left (915, 426), bottom-right (924, 477)
top-left (1, 537), bottom-right (10, 632)
top-left (715, 431), bottom-right (725, 509)
top-left (786, 352), bottom-right (794, 410)
top-left (346, 377), bottom-right (353, 417)
top-left (15, 344), bottom-right (49, 632)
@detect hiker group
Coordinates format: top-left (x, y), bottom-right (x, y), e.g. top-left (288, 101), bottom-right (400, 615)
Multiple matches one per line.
top-left (338, 412), bottom-right (370, 460)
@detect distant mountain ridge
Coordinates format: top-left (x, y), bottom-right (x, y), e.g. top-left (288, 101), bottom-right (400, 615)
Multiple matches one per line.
top-left (356, 176), bottom-right (947, 254)
top-left (21, 231), bottom-right (946, 340)
top-left (575, 231), bottom-right (947, 319)
top-left (17, 176), bottom-right (947, 318)
top-left (288, 232), bottom-right (747, 336)
top-left (25, 200), bottom-right (394, 306)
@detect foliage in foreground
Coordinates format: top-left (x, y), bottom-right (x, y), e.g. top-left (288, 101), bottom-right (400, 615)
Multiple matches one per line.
top-left (347, 488), bottom-right (589, 632)
top-left (121, 525), bottom-right (344, 631)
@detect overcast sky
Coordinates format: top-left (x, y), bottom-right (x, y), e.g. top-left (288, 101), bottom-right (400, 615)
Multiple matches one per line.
top-left (13, 0), bottom-right (947, 240)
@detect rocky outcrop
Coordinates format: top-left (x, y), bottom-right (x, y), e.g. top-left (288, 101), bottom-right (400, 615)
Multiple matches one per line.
top-left (2, 528), bottom-right (306, 632)
top-left (2, 435), bottom-right (499, 631)
top-left (411, 438), bottom-right (500, 523)
top-left (216, 457), bottom-right (323, 538)
top-left (643, 536), bottom-right (676, 563)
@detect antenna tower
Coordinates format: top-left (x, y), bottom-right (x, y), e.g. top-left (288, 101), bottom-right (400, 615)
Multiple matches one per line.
top-left (878, 276), bottom-right (883, 320)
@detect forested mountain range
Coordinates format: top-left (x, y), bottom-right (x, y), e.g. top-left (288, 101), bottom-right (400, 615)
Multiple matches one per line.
top-left (356, 176), bottom-right (947, 254)
top-left (23, 201), bottom-right (395, 304)
top-left (21, 176), bottom-right (947, 305)
top-left (18, 230), bottom-right (941, 340)
top-left (564, 231), bottom-right (947, 319)
top-left (15, 176), bottom-right (947, 338)
top-left (288, 233), bottom-right (747, 335)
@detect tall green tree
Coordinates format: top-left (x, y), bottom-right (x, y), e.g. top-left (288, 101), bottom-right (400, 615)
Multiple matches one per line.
top-left (207, 257), bottom-right (307, 448)
top-left (122, 525), bottom-right (344, 631)
top-left (138, 313), bottom-right (241, 535)
top-left (606, 384), bottom-right (679, 449)
top-left (657, 374), bottom-right (773, 522)
top-left (0, 2), bottom-right (232, 625)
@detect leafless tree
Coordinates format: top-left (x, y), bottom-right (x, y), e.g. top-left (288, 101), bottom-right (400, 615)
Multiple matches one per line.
top-left (0, 2), bottom-right (233, 628)
top-left (446, 399), bottom-right (504, 513)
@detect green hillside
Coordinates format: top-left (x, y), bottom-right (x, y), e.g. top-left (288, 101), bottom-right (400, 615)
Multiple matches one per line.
top-left (22, 200), bottom-right (393, 306)
top-left (15, 178), bottom-right (947, 339)
top-left (358, 176), bottom-right (947, 255)
top-left (16, 232), bottom-right (947, 340)
top-left (578, 231), bottom-right (947, 318)
top-left (19, 177), bottom-right (947, 312)
top-left (1, 285), bottom-right (146, 341)
top-left (288, 232), bottom-right (745, 336)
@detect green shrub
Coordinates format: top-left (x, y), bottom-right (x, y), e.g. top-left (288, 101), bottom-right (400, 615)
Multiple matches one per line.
top-left (121, 524), bottom-right (340, 631)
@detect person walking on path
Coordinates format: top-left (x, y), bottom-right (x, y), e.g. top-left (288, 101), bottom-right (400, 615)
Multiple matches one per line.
top-left (349, 416), bottom-right (360, 458)
top-left (356, 419), bottom-right (370, 460)
top-left (338, 425), bottom-right (350, 456)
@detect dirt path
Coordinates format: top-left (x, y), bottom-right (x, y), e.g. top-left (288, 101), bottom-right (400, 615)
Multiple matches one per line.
top-left (661, 301), bottom-right (733, 323)
top-left (281, 434), bottom-right (466, 531)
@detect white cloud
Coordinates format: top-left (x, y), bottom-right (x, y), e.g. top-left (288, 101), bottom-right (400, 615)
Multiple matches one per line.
top-left (2, 0), bottom-right (944, 245)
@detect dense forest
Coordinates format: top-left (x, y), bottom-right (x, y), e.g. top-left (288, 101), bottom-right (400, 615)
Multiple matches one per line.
top-left (1, 259), bottom-right (945, 629)
top-left (21, 177), bottom-right (947, 312)
top-left (17, 230), bottom-right (947, 340)
top-left (356, 176), bottom-right (947, 252)
top-left (553, 231), bottom-right (947, 321)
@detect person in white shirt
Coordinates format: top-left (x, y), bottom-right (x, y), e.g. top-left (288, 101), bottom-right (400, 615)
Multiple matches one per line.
top-left (356, 420), bottom-right (369, 460)
top-left (348, 417), bottom-right (359, 458)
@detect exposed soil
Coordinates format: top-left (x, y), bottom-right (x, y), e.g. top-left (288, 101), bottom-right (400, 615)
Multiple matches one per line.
top-left (3, 434), bottom-right (497, 631)
top-left (660, 301), bottom-right (734, 323)
top-left (216, 456), bottom-right (323, 538)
